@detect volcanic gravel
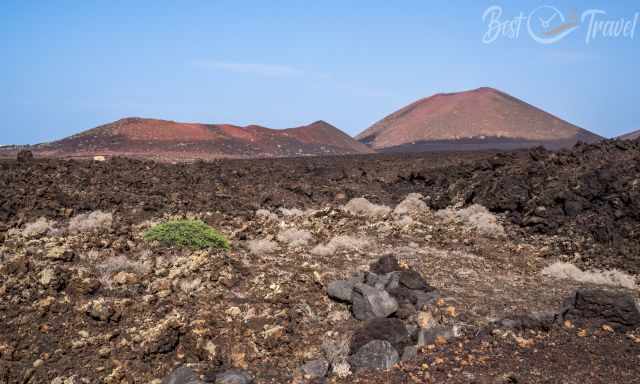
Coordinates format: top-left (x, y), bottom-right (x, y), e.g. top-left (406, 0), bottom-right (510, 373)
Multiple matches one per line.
top-left (2, 140), bottom-right (640, 274)
top-left (1, 141), bottom-right (640, 383)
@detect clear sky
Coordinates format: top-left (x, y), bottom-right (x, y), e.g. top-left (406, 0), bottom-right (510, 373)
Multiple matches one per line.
top-left (1, 0), bottom-right (638, 144)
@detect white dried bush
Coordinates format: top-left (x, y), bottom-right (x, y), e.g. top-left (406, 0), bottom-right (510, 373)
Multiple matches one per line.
top-left (311, 235), bottom-right (370, 256)
top-left (179, 278), bottom-right (202, 294)
top-left (97, 255), bottom-right (150, 275)
top-left (436, 204), bottom-right (505, 237)
top-left (96, 255), bottom-right (150, 288)
top-left (68, 211), bottom-right (113, 233)
top-left (394, 215), bottom-right (415, 226)
top-left (247, 238), bottom-right (279, 255)
top-left (255, 209), bottom-right (278, 221)
top-left (278, 207), bottom-right (304, 217)
top-left (322, 334), bottom-right (352, 378)
top-left (343, 197), bottom-right (391, 218)
top-left (434, 208), bottom-right (453, 221)
top-left (276, 228), bottom-right (313, 247)
top-left (332, 361), bottom-right (352, 379)
top-left (393, 193), bottom-right (428, 216)
top-left (81, 249), bottom-right (102, 262)
top-left (321, 334), bottom-right (350, 363)
top-left (21, 217), bottom-right (56, 238)
top-left (541, 262), bottom-right (637, 290)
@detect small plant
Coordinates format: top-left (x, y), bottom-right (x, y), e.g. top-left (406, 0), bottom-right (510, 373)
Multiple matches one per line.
top-left (144, 219), bottom-right (229, 250)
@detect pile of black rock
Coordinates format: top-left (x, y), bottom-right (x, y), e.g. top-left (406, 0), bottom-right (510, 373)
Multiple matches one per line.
top-left (326, 255), bottom-right (460, 371)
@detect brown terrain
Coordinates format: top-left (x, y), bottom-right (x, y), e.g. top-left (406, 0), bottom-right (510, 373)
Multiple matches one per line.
top-left (618, 129), bottom-right (640, 141)
top-left (356, 87), bottom-right (604, 152)
top-left (0, 118), bottom-right (373, 161)
top-left (1, 140), bottom-right (639, 383)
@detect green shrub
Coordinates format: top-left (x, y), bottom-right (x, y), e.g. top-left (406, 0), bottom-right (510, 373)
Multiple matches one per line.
top-left (144, 219), bottom-right (229, 250)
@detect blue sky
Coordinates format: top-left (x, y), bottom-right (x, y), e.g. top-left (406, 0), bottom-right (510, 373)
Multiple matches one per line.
top-left (1, 0), bottom-right (638, 144)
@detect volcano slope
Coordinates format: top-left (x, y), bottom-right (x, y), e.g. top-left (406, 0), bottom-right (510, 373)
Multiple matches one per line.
top-left (356, 87), bottom-right (603, 152)
top-left (0, 141), bottom-right (639, 383)
top-left (0, 118), bottom-right (373, 161)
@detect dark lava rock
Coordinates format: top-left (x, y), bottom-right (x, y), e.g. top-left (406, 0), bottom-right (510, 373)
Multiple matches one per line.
top-left (416, 326), bottom-right (456, 347)
top-left (40, 267), bottom-right (68, 292)
top-left (387, 286), bottom-right (439, 310)
top-left (349, 340), bottom-right (399, 371)
top-left (561, 289), bottom-right (640, 330)
top-left (351, 283), bottom-right (398, 320)
top-left (395, 302), bottom-right (417, 320)
top-left (299, 359), bottom-right (329, 379)
top-left (401, 345), bottom-right (418, 362)
top-left (383, 272), bottom-right (402, 290)
top-left (215, 369), bottom-right (253, 384)
top-left (326, 280), bottom-right (355, 303)
top-left (162, 366), bottom-right (203, 384)
top-left (370, 254), bottom-right (400, 274)
top-left (69, 277), bottom-right (101, 295)
top-left (365, 271), bottom-right (399, 290)
top-left (351, 318), bottom-right (411, 355)
top-left (147, 326), bottom-right (181, 355)
top-left (495, 311), bottom-right (557, 331)
top-left (474, 175), bottom-right (530, 212)
top-left (87, 300), bottom-right (115, 322)
top-left (16, 150), bottom-right (33, 162)
top-left (398, 270), bottom-right (433, 291)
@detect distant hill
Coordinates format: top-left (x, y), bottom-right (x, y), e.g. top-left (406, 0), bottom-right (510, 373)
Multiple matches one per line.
top-left (3, 118), bottom-right (373, 161)
top-left (617, 129), bottom-right (640, 141)
top-left (356, 87), bottom-right (603, 152)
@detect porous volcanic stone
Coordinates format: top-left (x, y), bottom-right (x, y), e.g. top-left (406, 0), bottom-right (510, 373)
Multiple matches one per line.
top-left (561, 289), bottom-right (640, 330)
top-left (370, 254), bottom-right (401, 274)
top-left (350, 318), bottom-right (411, 354)
top-left (398, 270), bottom-right (432, 291)
top-left (349, 340), bottom-right (399, 371)
top-left (351, 283), bottom-right (398, 320)
top-left (162, 366), bottom-right (203, 384)
top-left (215, 369), bottom-right (253, 384)
top-left (299, 359), bottom-right (329, 379)
top-left (327, 280), bottom-right (355, 303)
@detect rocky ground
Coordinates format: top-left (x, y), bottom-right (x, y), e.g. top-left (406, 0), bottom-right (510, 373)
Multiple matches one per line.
top-left (1, 142), bottom-right (639, 383)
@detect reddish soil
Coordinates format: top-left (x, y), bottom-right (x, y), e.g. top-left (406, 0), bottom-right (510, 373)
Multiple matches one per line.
top-left (1, 141), bottom-right (639, 383)
top-left (356, 87), bottom-right (603, 151)
top-left (3, 140), bottom-right (640, 274)
top-left (619, 129), bottom-right (640, 141)
top-left (0, 118), bottom-right (373, 161)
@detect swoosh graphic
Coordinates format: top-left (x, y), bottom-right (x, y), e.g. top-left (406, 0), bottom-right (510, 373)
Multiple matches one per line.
top-left (544, 22), bottom-right (579, 37)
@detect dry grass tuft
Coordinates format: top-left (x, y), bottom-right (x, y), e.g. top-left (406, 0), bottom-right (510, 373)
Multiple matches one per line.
top-left (343, 198), bottom-right (391, 219)
top-left (393, 193), bottom-right (428, 216)
top-left (322, 334), bottom-right (352, 378)
top-left (311, 235), bottom-right (370, 256)
top-left (541, 262), bottom-right (637, 290)
top-left (96, 255), bottom-right (151, 289)
top-left (276, 228), bottom-right (313, 247)
top-left (256, 209), bottom-right (278, 221)
top-left (247, 238), bottom-right (279, 255)
top-left (21, 217), bottom-right (56, 238)
top-left (394, 215), bottom-right (415, 226)
top-left (278, 207), bottom-right (305, 217)
top-left (436, 204), bottom-right (505, 237)
top-left (178, 278), bottom-right (202, 294)
top-left (68, 211), bottom-right (113, 233)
